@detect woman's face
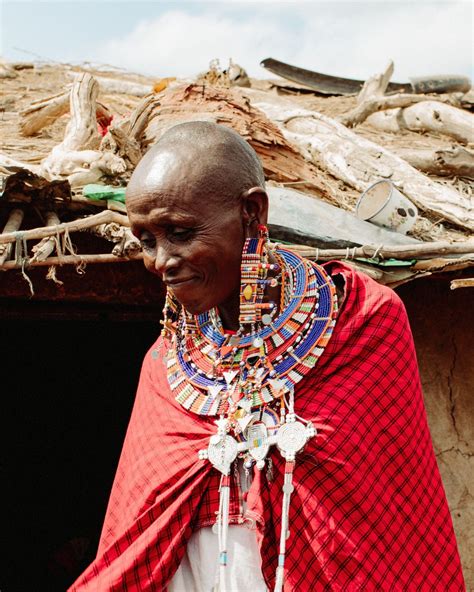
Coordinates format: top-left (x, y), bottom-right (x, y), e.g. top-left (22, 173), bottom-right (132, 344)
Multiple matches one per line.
top-left (127, 180), bottom-right (246, 316)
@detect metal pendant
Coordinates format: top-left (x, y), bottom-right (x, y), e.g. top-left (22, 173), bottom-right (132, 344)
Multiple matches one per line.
top-left (246, 421), bottom-right (270, 468)
top-left (276, 420), bottom-right (316, 461)
top-left (199, 434), bottom-right (239, 475)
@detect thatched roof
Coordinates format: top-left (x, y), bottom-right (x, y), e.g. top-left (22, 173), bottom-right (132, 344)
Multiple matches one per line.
top-left (1, 61), bottom-right (473, 297)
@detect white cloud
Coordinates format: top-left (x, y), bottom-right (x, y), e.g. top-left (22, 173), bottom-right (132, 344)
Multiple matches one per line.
top-left (94, 4), bottom-right (472, 81)
top-left (95, 10), bottom-right (287, 78)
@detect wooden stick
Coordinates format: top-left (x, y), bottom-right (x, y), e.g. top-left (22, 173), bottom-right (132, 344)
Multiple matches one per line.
top-left (450, 278), bottom-right (474, 290)
top-left (357, 61), bottom-right (394, 104)
top-left (20, 89), bottom-right (113, 137)
top-left (0, 208), bottom-right (24, 264)
top-left (412, 257), bottom-right (474, 271)
top-left (30, 211), bottom-right (61, 262)
top-left (394, 146), bottom-right (474, 178)
top-left (0, 210), bottom-right (130, 245)
top-left (0, 252), bottom-right (143, 270)
top-left (340, 94), bottom-right (449, 128)
top-left (283, 240), bottom-right (474, 260)
top-left (367, 101), bottom-right (474, 144)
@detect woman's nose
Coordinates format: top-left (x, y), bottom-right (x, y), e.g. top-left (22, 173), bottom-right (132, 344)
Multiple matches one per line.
top-left (153, 244), bottom-right (180, 277)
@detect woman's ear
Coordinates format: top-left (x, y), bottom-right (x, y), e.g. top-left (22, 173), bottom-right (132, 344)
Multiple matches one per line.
top-left (241, 187), bottom-right (269, 238)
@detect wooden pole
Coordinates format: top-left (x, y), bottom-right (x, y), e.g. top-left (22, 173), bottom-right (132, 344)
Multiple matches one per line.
top-left (0, 252), bottom-right (143, 270)
top-left (30, 212), bottom-right (61, 262)
top-left (0, 208), bottom-right (24, 264)
top-left (283, 240), bottom-right (474, 260)
top-left (450, 278), bottom-right (474, 290)
top-left (0, 210), bottom-right (130, 245)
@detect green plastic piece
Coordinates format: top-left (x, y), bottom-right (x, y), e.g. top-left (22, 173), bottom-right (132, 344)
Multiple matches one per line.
top-left (356, 257), bottom-right (416, 267)
top-left (83, 184), bottom-right (126, 203)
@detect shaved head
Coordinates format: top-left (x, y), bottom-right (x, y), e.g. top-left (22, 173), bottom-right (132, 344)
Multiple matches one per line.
top-left (126, 120), bottom-right (269, 320)
top-left (128, 121), bottom-right (265, 204)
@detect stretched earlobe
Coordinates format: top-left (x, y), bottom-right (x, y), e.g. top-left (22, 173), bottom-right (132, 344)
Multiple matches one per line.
top-left (241, 186), bottom-right (268, 239)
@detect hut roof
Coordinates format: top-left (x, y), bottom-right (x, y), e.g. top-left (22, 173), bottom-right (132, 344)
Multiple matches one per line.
top-left (1, 61), bottom-right (473, 299)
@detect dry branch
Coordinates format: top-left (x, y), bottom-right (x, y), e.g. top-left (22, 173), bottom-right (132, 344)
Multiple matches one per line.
top-left (342, 61), bottom-right (454, 128)
top-left (357, 61), bottom-right (394, 104)
top-left (341, 94), bottom-right (448, 127)
top-left (20, 89), bottom-right (112, 137)
top-left (367, 101), bottom-right (474, 144)
top-left (30, 211), bottom-right (61, 262)
top-left (395, 146), bottom-right (474, 178)
top-left (0, 153), bottom-right (40, 174)
top-left (89, 222), bottom-right (141, 257)
top-left (0, 208), bottom-right (24, 264)
top-left (0, 210), bottom-right (130, 245)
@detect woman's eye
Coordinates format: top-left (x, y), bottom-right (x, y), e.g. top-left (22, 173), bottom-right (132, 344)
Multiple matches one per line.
top-left (169, 227), bottom-right (193, 240)
top-left (139, 233), bottom-right (156, 250)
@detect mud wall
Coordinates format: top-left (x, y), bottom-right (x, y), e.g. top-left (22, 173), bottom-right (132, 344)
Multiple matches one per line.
top-left (397, 278), bottom-right (473, 588)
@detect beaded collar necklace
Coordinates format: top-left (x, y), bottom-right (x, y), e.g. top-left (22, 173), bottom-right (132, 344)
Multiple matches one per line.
top-left (167, 247), bottom-right (337, 418)
top-left (163, 232), bottom-right (338, 592)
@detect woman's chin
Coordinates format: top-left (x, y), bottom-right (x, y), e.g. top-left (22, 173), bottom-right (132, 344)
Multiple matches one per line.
top-left (175, 296), bottom-right (209, 317)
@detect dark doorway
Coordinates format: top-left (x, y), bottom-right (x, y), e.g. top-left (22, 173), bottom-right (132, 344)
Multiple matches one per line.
top-left (2, 314), bottom-right (159, 591)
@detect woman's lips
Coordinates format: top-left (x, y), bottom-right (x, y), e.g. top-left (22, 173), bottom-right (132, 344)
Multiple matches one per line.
top-left (166, 277), bottom-right (198, 289)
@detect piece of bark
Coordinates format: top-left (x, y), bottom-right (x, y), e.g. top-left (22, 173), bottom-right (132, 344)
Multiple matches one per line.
top-left (366, 101), bottom-right (474, 144)
top-left (248, 92), bottom-right (473, 231)
top-left (142, 83), bottom-right (334, 199)
top-left (0, 208), bottom-right (24, 265)
top-left (395, 146), bottom-right (474, 178)
top-left (30, 212), bottom-right (61, 262)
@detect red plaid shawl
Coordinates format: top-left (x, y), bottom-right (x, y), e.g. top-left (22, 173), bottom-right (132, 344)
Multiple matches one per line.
top-left (70, 261), bottom-right (464, 591)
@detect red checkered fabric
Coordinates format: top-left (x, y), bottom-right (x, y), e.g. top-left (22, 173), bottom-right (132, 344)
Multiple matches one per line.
top-left (70, 261), bottom-right (465, 591)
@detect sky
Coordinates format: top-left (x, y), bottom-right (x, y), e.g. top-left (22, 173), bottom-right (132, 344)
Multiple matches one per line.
top-left (1, 1), bottom-right (472, 83)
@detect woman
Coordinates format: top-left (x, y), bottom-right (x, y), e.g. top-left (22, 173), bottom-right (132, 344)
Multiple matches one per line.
top-left (71, 122), bottom-right (464, 591)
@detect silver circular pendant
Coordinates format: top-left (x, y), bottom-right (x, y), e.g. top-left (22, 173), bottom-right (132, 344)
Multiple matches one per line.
top-left (276, 421), bottom-right (308, 456)
top-left (253, 337), bottom-right (264, 348)
top-left (262, 314), bottom-right (272, 325)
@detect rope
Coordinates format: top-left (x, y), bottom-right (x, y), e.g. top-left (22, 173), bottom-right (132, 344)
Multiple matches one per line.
top-left (62, 228), bottom-right (86, 274)
top-left (372, 244), bottom-right (384, 260)
top-left (13, 232), bottom-right (34, 296)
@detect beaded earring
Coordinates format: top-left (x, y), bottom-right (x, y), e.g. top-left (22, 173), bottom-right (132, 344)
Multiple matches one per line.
top-left (160, 288), bottom-right (180, 339)
top-left (238, 223), bottom-right (279, 335)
